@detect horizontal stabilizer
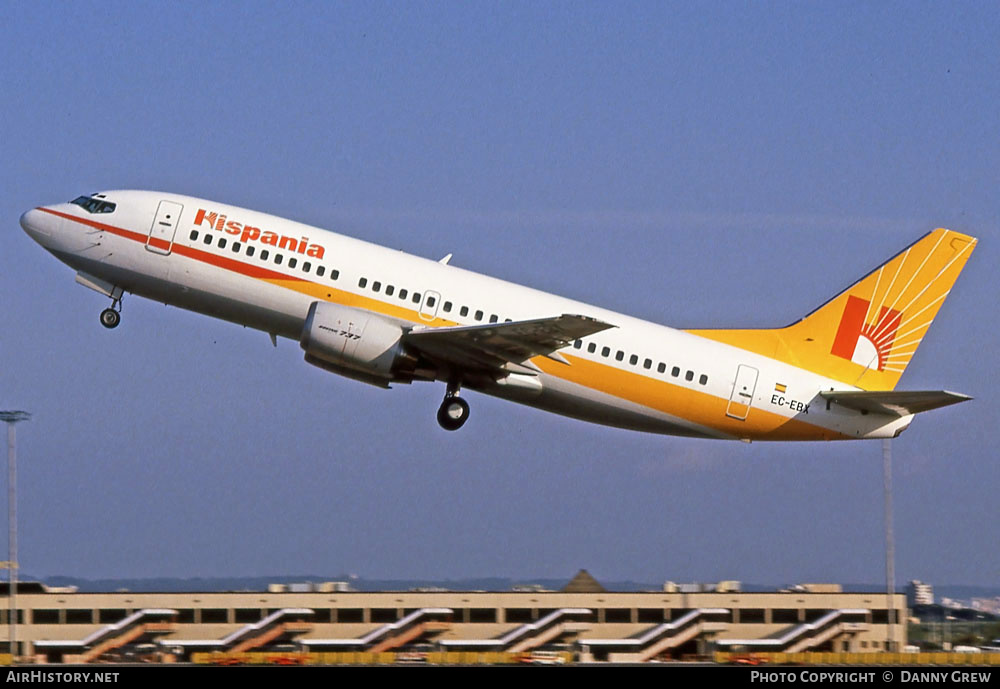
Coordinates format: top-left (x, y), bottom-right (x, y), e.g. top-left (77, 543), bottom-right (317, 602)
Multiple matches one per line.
top-left (819, 389), bottom-right (972, 417)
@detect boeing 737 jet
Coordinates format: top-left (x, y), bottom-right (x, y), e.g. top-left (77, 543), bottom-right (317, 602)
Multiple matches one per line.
top-left (20, 191), bottom-right (977, 440)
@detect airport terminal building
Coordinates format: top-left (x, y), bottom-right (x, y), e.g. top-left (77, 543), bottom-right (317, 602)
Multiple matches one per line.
top-left (0, 575), bottom-right (907, 663)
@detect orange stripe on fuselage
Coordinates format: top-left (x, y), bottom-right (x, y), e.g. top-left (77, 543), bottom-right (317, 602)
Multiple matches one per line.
top-left (535, 356), bottom-right (847, 441)
top-left (40, 208), bottom-right (305, 283)
top-left (48, 208), bottom-right (844, 440)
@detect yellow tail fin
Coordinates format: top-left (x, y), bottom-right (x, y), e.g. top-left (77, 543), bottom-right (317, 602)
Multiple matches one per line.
top-left (688, 229), bottom-right (977, 390)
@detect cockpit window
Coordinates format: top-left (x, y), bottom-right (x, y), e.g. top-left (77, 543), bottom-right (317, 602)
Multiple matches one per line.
top-left (70, 196), bottom-right (117, 214)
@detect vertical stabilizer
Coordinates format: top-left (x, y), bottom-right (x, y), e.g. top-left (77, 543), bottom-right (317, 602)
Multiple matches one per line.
top-left (688, 229), bottom-right (977, 390)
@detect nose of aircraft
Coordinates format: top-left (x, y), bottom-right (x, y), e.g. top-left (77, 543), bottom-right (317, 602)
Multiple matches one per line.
top-left (20, 208), bottom-right (50, 242)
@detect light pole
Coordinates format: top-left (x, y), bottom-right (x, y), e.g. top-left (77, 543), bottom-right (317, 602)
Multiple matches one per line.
top-left (0, 411), bottom-right (30, 664)
top-left (883, 438), bottom-right (896, 652)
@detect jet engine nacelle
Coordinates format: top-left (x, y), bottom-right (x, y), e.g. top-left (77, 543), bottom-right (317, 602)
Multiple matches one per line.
top-left (300, 301), bottom-right (410, 386)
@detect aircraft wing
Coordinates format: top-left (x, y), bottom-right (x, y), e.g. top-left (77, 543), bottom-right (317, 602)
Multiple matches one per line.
top-left (404, 314), bottom-right (615, 375)
top-left (819, 390), bottom-right (972, 417)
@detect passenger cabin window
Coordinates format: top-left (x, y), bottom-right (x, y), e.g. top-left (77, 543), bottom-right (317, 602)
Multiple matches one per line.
top-left (232, 242), bottom-right (241, 253)
top-left (373, 281), bottom-right (381, 292)
top-left (671, 366), bottom-right (680, 377)
top-left (460, 306), bottom-right (469, 317)
top-left (489, 314), bottom-right (498, 323)
top-left (657, 362), bottom-right (666, 374)
top-left (316, 266), bottom-right (325, 277)
top-left (385, 285), bottom-right (394, 296)
top-left (246, 246), bottom-right (256, 257)
top-left (699, 374), bottom-right (708, 385)
top-left (218, 238), bottom-right (227, 249)
top-left (203, 235), bottom-right (212, 245)
top-left (260, 249), bottom-right (269, 260)
top-left (288, 257), bottom-right (297, 269)
top-left (70, 196), bottom-right (117, 214)
top-left (331, 270), bottom-right (340, 280)
top-left (475, 310), bottom-right (484, 321)
top-left (615, 350), bottom-right (624, 361)
top-left (274, 254), bottom-right (283, 265)
top-left (189, 230), bottom-right (199, 241)
top-left (427, 296), bottom-right (437, 308)
top-left (359, 278), bottom-right (368, 288)
top-left (588, 343), bottom-right (597, 354)
top-left (629, 354), bottom-right (638, 365)
top-left (443, 301), bottom-right (452, 312)
top-left (685, 370), bottom-right (694, 381)
top-left (601, 346), bottom-right (610, 357)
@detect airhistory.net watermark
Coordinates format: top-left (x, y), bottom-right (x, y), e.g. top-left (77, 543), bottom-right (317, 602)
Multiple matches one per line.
top-left (5, 671), bottom-right (118, 683)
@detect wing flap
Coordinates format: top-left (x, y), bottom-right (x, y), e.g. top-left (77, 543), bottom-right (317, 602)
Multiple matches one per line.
top-left (404, 314), bottom-right (614, 373)
top-left (819, 389), bottom-right (972, 417)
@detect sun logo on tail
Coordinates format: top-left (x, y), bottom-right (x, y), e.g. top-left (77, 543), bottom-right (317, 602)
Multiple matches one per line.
top-left (828, 231), bottom-right (977, 377)
top-left (831, 295), bottom-right (901, 371)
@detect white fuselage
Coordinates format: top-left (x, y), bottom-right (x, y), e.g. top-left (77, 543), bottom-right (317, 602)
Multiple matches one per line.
top-left (20, 191), bottom-right (912, 440)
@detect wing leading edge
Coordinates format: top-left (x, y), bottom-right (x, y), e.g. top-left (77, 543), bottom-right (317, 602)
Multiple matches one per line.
top-left (404, 314), bottom-right (615, 375)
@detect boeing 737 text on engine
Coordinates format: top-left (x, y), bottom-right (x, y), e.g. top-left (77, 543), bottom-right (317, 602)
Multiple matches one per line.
top-left (20, 191), bottom-right (977, 439)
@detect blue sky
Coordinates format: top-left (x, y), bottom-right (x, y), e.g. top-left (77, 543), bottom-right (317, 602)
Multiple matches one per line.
top-left (1, 1), bottom-right (997, 587)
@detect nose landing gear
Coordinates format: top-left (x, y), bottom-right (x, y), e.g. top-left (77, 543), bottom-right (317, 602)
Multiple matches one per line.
top-left (100, 294), bottom-right (123, 329)
top-left (99, 308), bottom-right (120, 329)
top-left (436, 380), bottom-right (470, 431)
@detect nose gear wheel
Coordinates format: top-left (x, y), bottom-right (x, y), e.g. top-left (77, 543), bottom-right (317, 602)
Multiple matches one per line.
top-left (100, 293), bottom-right (123, 329)
top-left (100, 307), bottom-right (120, 329)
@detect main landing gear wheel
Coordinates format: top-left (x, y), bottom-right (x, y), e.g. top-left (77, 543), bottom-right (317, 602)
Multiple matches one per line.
top-left (437, 395), bottom-right (470, 431)
top-left (100, 308), bottom-right (120, 329)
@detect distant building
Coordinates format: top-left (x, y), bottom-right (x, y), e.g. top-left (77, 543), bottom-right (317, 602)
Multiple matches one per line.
top-left (907, 580), bottom-right (934, 607)
top-left (510, 584), bottom-right (553, 593)
top-left (561, 570), bottom-right (606, 594)
top-left (268, 581), bottom-right (355, 594)
top-left (783, 584), bottom-right (843, 594)
top-left (5, 578), bottom-right (908, 663)
top-left (663, 580), bottom-right (741, 593)
top-left (971, 598), bottom-right (1000, 616)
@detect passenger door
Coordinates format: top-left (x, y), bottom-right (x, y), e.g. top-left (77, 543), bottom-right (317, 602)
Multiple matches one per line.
top-left (146, 200), bottom-right (184, 255)
top-left (726, 364), bottom-right (759, 420)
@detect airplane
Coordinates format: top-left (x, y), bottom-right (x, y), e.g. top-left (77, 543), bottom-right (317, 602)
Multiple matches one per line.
top-left (20, 191), bottom-right (977, 440)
